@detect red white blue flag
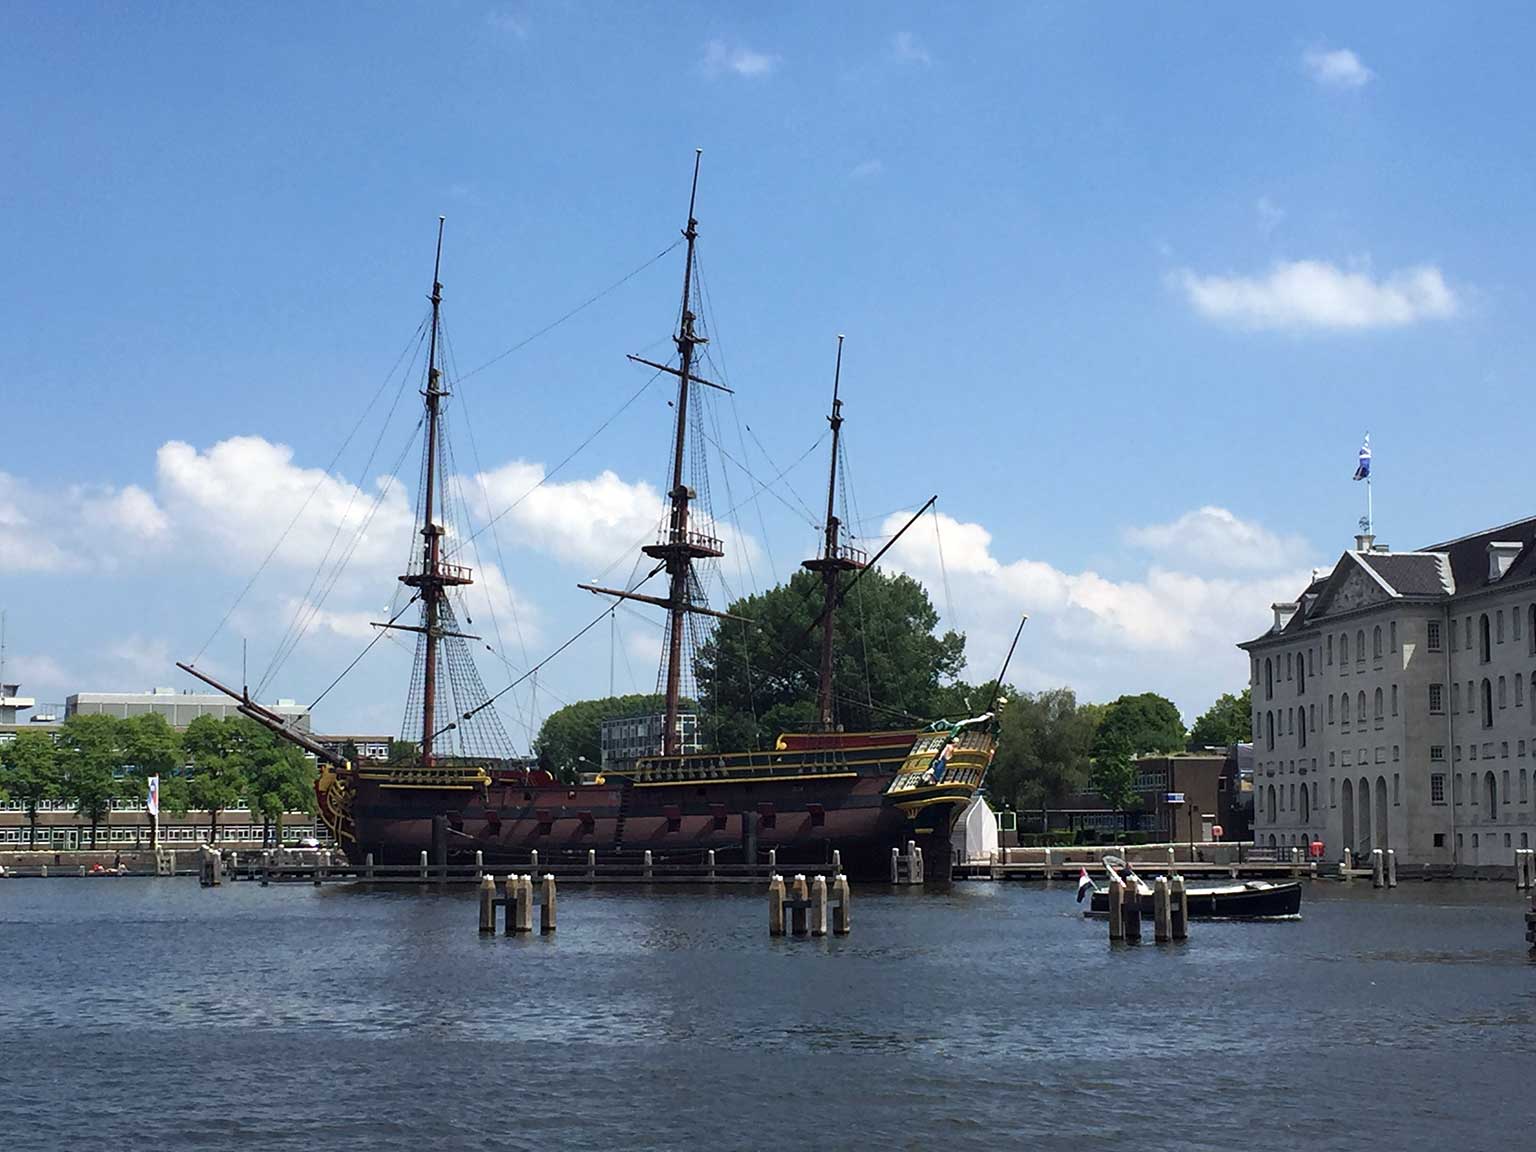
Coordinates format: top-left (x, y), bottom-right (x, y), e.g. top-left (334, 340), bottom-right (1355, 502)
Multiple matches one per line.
top-left (1076, 868), bottom-right (1094, 903)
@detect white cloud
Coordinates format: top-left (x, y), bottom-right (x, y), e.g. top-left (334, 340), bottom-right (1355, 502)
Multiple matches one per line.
top-left (701, 39), bottom-right (778, 79)
top-left (467, 461), bottom-right (664, 571)
top-left (882, 508), bottom-right (1316, 717)
top-left (1303, 47), bottom-right (1372, 89)
top-left (892, 31), bottom-right (931, 66)
top-left (1174, 260), bottom-right (1458, 331)
top-left (1125, 506), bottom-right (1311, 572)
top-left (0, 472), bottom-right (168, 573)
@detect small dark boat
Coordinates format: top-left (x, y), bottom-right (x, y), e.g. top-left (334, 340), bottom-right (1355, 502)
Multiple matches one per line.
top-left (1082, 855), bottom-right (1301, 920)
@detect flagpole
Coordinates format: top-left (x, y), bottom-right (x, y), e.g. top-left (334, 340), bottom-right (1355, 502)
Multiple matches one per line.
top-left (1367, 476), bottom-right (1373, 537)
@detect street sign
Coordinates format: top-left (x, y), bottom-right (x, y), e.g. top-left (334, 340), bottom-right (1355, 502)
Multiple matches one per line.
top-left (1165, 792), bottom-right (1185, 804)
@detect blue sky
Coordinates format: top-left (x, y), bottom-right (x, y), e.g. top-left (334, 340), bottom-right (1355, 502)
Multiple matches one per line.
top-left (3, 3), bottom-right (1533, 740)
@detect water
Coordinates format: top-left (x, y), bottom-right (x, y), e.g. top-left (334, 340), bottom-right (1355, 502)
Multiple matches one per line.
top-left (2, 878), bottom-right (1532, 1151)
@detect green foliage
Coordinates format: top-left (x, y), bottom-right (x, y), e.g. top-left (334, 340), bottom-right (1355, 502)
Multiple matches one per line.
top-left (984, 686), bottom-right (1103, 812)
top-left (57, 714), bottom-right (127, 845)
top-left (1091, 692), bottom-right (1186, 759)
top-left (387, 740), bottom-right (418, 766)
top-left (248, 732), bottom-right (316, 840)
top-left (1189, 688), bottom-right (1252, 748)
top-left (181, 715), bottom-right (252, 840)
top-left (533, 694), bottom-right (671, 779)
top-left (1088, 732), bottom-right (1139, 813)
top-left (696, 567), bottom-right (966, 750)
top-left (1, 730), bottom-right (61, 846)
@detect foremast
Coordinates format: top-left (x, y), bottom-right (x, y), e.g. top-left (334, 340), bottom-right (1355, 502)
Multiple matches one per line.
top-left (396, 217), bottom-right (473, 769)
top-left (801, 336), bottom-right (867, 731)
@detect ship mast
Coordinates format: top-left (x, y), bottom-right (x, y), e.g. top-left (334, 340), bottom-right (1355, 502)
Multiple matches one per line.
top-left (398, 217), bottom-right (473, 768)
top-left (577, 152), bottom-right (743, 756)
top-left (801, 336), bottom-right (865, 730)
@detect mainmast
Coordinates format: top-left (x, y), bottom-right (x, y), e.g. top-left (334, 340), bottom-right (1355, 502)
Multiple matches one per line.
top-left (577, 151), bottom-right (737, 756)
top-left (399, 217), bottom-right (472, 768)
top-left (801, 336), bottom-right (866, 730)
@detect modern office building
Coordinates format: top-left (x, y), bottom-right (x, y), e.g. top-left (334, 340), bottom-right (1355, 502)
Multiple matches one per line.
top-left (66, 688), bottom-right (311, 730)
top-left (599, 711), bottom-right (702, 771)
top-left (1241, 517), bottom-right (1536, 871)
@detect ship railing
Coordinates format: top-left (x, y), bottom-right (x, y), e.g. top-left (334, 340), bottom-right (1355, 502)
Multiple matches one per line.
top-left (626, 746), bottom-right (908, 784)
top-left (831, 541), bottom-right (869, 566)
top-left (654, 527), bottom-right (724, 553)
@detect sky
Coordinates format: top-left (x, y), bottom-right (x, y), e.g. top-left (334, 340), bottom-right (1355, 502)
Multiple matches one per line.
top-left (3, 3), bottom-right (1535, 743)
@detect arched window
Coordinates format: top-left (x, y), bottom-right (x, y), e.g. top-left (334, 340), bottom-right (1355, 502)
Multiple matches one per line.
top-left (1356, 629), bottom-right (1365, 664)
top-left (1267, 785), bottom-right (1277, 823)
top-left (1373, 625), bottom-right (1383, 660)
top-left (1341, 633), bottom-right (1349, 664)
top-left (1391, 684), bottom-right (1398, 716)
top-left (1529, 605), bottom-right (1535, 655)
top-left (1310, 703), bottom-right (1316, 732)
top-left (1300, 782), bottom-right (1311, 823)
top-left (1328, 634), bottom-right (1334, 664)
top-left (1480, 614), bottom-right (1492, 663)
top-left (1498, 677), bottom-right (1507, 709)
top-left (1482, 678), bottom-right (1494, 728)
top-left (1266, 711), bottom-right (1275, 751)
top-left (1485, 771), bottom-right (1498, 820)
top-left (1328, 695), bottom-right (1336, 725)
top-left (1265, 658), bottom-right (1273, 700)
top-left (1358, 690), bottom-right (1367, 722)
top-left (1374, 687), bottom-right (1384, 721)
top-left (1341, 694), bottom-right (1351, 726)
top-left (1298, 657), bottom-right (1306, 695)
top-left (1298, 719), bottom-right (1306, 749)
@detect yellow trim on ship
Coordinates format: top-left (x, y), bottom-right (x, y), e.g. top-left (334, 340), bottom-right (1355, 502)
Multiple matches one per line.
top-left (632, 771), bottom-right (860, 788)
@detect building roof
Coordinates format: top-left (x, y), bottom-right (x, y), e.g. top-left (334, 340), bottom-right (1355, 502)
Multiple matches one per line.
top-left (1242, 514), bottom-right (1536, 649)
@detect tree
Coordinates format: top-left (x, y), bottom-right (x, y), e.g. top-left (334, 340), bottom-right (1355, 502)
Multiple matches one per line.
top-left (57, 713), bottom-right (126, 848)
top-left (696, 567), bottom-right (966, 751)
top-left (1089, 733), bottom-right (1140, 818)
top-left (1, 730), bottom-right (61, 848)
top-left (983, 686), bottom-right (1103, 813)
top-left (122, 713), bottom-right (181, 845)
top-left (387, 740), bottom-right (418, 766)
top-left (181, 715), bottom-right (251, 844)
top-left (1091, 692), bottom-right (1186, 760)
top-left (1190, 688), bottom-right (1252, 748)
top-left (533, 694), bottom-right (673, 781)
top-left (245, 724), bottom-right (316, 845)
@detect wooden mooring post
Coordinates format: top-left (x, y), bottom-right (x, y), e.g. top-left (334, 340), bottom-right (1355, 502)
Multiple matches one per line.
top-left (478, 875), bottom-right (496, 934)
top-left (890, 841), bottom-right (924, 885)
top-left (1108, 876), bottom-right (1125, 941)
top-left (364, 852), bottom-right (374, 880)
top-left (1122, 882), bottom-right (1143, 943)
top-left (479, 873), bottom-right (556, 935)
top-left (1514, 849), bottom-right (1533, 891)
top-left (1154, 876), bottom-right (1172, 943)
top-left (769, 872), bottom-right (851, 938)
top-left (1386, 849), bottom-right (1398, 888)
top-left (1170, 874), bottom-right (1189, 940)
top-left (419, 851), bottom-right (428, 881)
top-left (1372, 848), bottom-right (1385, 889)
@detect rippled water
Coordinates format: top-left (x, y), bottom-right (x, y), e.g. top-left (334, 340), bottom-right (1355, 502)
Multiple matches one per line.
top-left (2, 877), bottom-right (1532, 1150)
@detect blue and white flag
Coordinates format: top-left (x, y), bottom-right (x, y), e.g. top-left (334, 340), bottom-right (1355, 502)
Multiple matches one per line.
top-left (1353, 433), bottom-right (1371, 481)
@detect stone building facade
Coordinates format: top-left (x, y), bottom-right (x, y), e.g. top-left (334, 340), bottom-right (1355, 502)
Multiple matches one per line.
top-left (1239, 517), bottom-right (1536, 870)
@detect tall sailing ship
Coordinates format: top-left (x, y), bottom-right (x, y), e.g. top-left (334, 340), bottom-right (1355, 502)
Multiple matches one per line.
top-left (181, 156), bottom-right (1009, 879)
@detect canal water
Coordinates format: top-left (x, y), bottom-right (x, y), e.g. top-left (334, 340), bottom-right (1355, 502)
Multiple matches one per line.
top-left (1, 878), bottom-right (1531, 1150)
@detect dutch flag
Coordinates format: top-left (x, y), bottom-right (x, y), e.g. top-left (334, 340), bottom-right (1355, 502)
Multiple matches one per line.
top-left (1076, 868), bottom-right (1095, 903)
top-left (1353, 433), bottom-right (1371, 481)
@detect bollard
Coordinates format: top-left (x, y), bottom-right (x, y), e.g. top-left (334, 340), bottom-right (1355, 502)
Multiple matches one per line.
top-left (503, 874), bottom-right (518, 935)
top-left (832, 874), bottom-right (852, 935)
top-left (1171, 874), bottom-right (1189, 940)
top-left (1386, 849), bottom-right (1398, 888)
top-left (1154, 876), bottom-right (1172, 942)
top-left (587, 848), bottom-right (596, 880)
top-left (1290, 847), bottom-right (1301, 878)
top-left (1043, 846), bottom-right (1054, 882)
top-left (475, 850), bottom-right (484, 879)
top-left (507, 875), bottom-right (533, 934)
top-left (79, 864), bottom-right (88, 878)
top-left (810, 875), bottom-right (829, 937)
top-left (1516, 849), bottom-right (1526, 890)
top-left (913, 845), bottom-right (924, 883)
top-left (419, 850), bottom-right (429, 881)
top-left (790, 874), bottom-right (810, 936)
top-left (832, 849), bottom-right (842, 876)
top-left (768, 848), bottom-right (777, 874)
top-left (1343, 848), bottom-right (1353, 874)
top-left (540, 874), bottom-right (557, 934)
top-left (1309, 861), bottom-right (1318, 879)
top-left (529, 849), bottom-right (538, 878)
top-left (707, 849), bottom-right (716, 880)
top-left (906, 841), bottom-right (918, 883)
top-left (1109, 876), bottom-right (1125, 941)
top-left (478, 875), bottom-right (496, 934)
top-left (642, 850), bottom-right (653, 880)
top-left (40, 864), bottom-right (48, 878)
top-left (768, 874), bottom-right (786, 936)
top-left (1167, 847), bottom-right (1176, 873)
top-left (1372, 848), bottom-right (1384, 889)
top-left (890, 847), bottom-right (900, 884)
top-left (364, 851), bottom-right (375, 880)
top-left (1123, 880), bottom-right (1143, 942)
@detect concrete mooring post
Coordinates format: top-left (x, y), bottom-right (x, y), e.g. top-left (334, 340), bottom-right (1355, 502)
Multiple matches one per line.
top-left (832, 849), bottom-right (842, 876)
top-left (1290, 847), bottom-right (1302, 878)
top-left (1108, 876), bottom-right (1125, 941)
top-left (890, 847), bottom-right (900, 884)
top-left (475, 850), bottom-right (484, 879)
top-left (540, 874), bottom-right (557, 934)
top-left (768, 874), bottom-right (786, 936)
top-left (1386, 849), bottom-right (1398, 888)
top-left (642, 850), bottom-right (653, 880)
top-left (1167, 847), bottom-right (1176, 873)
top-left (478, 875), bottom-right (497, 934)
top-left (419, 850), bottom-right (429, 881)
top-left (810, 875), bottom-right (829, 937)
top-left (364, 852), bottom-right (374, 880)
top-left (529, 849), bottom-right (539, 878)
top-left (907, 840), bottom-right (923, 884)
top-left (507, 874), bottom-right (533, 934)
top-left (587, 848), bottom-right (597, 879)
top-left (1342, 848), bottom-right (1354, 876)
top-left (1171, 874), bottom-right (1189, 940)
top-left (790, 874), bottom-right (810, 936)
top-left (1372, 848), bottom-right (1385, 889)
top-left (768, 848), bottom-right (777, 874)
top-left (1154, 876), bottom-right (1172, 943)
top-left (832, 875), bottom-right (851, 935)
top-left (707, 849), bottom-right (716, 880)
